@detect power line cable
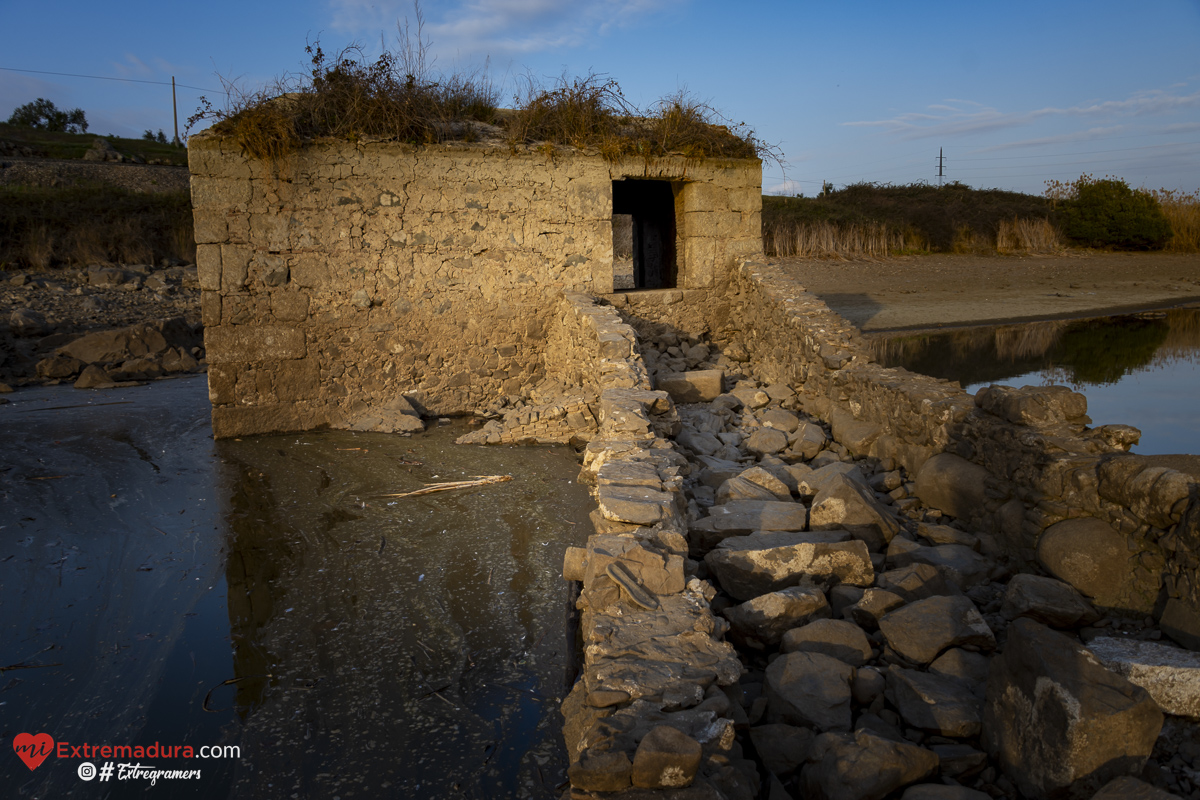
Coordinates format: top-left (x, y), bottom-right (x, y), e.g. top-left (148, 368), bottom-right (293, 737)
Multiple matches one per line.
top-left (0, 66), bottom-right (225, 94)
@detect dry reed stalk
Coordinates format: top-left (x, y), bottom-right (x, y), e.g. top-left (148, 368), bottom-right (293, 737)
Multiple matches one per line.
top-left (379, 475), bottom-right (513, 498)
top-left (997, 218), bottom-right (1062, 254)
top-left (764, 220), bottom-right (921, 258)
top-left (23, 226), bottom-right (54, 269)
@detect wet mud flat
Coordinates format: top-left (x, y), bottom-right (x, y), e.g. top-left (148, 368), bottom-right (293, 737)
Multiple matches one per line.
top-left (1, 375), bottom-right (592, 798)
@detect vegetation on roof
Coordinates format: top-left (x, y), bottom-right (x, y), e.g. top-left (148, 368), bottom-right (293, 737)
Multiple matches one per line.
top-left (188, 20), bottom-right (771, 164)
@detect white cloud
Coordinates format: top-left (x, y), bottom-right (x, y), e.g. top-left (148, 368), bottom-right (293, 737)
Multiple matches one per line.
top-left (844, 86), bottom-right (1200, 141)
top-left (327, 0), bottom-right (681, 59)
top-left (973, 126), bottom-right (1128, 153)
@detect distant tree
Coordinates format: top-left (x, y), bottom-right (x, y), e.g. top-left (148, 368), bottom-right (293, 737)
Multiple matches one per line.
top-left (142, 128), bottom-right (168, 143)
top-left (7, 98), bottom-right (89, 133)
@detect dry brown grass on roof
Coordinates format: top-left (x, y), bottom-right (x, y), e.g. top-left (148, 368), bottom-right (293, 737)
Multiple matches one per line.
top-left (188, 29), bottom-right (770, 166)
top-left (503, 74), bottom-right (766, 162)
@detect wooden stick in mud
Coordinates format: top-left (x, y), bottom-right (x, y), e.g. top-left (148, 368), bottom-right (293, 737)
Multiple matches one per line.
top-left (378, 475), bottom-right (513, 498)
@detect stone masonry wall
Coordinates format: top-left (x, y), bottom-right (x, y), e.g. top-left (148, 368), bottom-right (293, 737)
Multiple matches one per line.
top-left (720, 256), bottom-right (1200, 641)
top-left (543, 293), bottom-right (751, 796)
top-left (188, 133), bottom-right (761, 438)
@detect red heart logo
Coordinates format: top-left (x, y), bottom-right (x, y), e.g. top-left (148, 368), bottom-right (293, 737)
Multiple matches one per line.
top-left (13, 733), bottom-right (54, 771)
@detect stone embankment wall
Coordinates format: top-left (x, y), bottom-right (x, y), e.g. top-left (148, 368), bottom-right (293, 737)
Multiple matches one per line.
top-left (722, 257), bottom-right (1200, 645)
top-left (188, 133), bottom-right (760, 438)
top-left (545, 293), bottom-right (754, 796)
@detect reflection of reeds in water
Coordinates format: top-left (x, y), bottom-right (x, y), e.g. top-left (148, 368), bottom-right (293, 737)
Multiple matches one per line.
top-left (869, 320), bottom-right (1068, 365)
top-left (993, 321), bottom-right (1069, 361)
top-left (872, 309), bottom-right (1200, 388)
top-left (1153, 309), bottom-right (1200, 365)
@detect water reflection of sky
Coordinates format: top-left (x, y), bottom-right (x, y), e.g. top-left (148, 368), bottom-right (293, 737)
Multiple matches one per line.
top-left (874, 309), bottom-right (1200, 456)
top-left (964, 359), bottom-right (1200, 456)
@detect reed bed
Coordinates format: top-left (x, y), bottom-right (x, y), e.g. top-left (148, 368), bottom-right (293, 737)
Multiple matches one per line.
top-left (763, 219), bottom-right (924, 258)
top-left (996, 218), bottom-right (1062, 254)
top-left (1151, 189), bottom-right (1200, 253)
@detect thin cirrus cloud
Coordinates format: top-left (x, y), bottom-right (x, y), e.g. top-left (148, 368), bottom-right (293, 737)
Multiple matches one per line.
top-left (845, 87), bottom-right (1200, 141)
top-left (327, 0), bottom-right (679, 58)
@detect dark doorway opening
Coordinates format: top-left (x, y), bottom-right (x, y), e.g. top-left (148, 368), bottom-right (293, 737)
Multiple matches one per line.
top-left (612, 180), bottom-right (676, 290)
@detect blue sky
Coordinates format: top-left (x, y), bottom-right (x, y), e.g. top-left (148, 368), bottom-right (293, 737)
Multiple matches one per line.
top-left (3, 0), bottom-right (1199, 196)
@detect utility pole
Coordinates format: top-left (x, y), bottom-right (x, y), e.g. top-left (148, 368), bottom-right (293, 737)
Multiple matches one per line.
top-left (936, 147), bottom-right (946, 187)
top-left (172, 77), bottom-right (179, 146)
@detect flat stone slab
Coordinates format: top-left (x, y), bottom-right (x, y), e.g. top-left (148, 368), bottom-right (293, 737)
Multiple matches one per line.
top-left (690, 500), bottom-right (809, 552)
top-left (705, 531), bottom-right (873, 602)
top-left (596, 485), bottom-right (678, 525)
top-left (1088, 636), bottom-right (1200, 717)
top-left (657, 369), bottom-right (724, 404)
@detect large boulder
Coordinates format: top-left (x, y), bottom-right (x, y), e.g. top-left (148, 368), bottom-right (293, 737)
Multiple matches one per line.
top-left (782, 619), bottom-right (873, 667)
top-left (885, 666), bottom-right (982, 738)
top-left (749, 724), bottom-right (813, 777)
top-left (981, 618), bottom-right (1164, 799)
top-left (801, 730), bottom-right (938, 800)
top-left (631, 725), bottom-right (702, 789)
top-left (722, 586), bottom-right (831, 648)
top-left (809, 474), bottom-right (902, 550)
top-left (746, 427), bottom-right (789, 456)
top-left (914, 453), bottom-right (990, 522)
top-left (878, 595), bottom-right (995, 666)
top-left (9, 308), bottom-right (48, 337)
top-left (876, 563), bottom-right (959, 603)
top-left (1037, 516), bottom-right (1159, 613)
top-left (705, 531), bottom-right (873, 602)
top-left (975, 384), bottom-right (1089, 428)
top-left (765, 651), bottom-right (854, 732)
top-left (58, 323), bottom-right (169, 364)
top-left (1000, 573), bottom-right (1100, 628)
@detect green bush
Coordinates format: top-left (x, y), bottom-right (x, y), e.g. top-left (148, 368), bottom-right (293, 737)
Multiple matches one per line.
top-left (7, 98), bottom-right (88, 133)
top-left (1058, 176), bottom-right (1173, 250)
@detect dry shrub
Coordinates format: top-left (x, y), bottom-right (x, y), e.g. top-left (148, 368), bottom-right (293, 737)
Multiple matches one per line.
top-left (191, 9), bottom-right (501, 162)
top-left (505, 73), bottom-right (627, 153)
top-left (764, 219), bottom-right (924, 258)
top-left (0, 185), bottom-right (192, 269)
top-left (65, 226), bottom-right (110, 265)
top-left (23, 226), bottom-right (54, 270)
top-left (996, 218), bottom-right (1062, 254)
top-left (951, 225), bottom-right (992, 255)
top-left (1149, 189), bottom-right (1200, 253)
top-left (170, 217), bottom-right (197, 264)
top-left (504, 76), bottom-right (767, 162)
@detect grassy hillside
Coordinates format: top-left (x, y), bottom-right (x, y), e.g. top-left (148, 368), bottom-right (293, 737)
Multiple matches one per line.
top-left (0, 122), bottom-right (187, 165)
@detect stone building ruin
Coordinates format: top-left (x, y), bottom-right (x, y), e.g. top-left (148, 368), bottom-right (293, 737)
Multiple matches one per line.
top-left (188, 133), bottom-right (761, 438)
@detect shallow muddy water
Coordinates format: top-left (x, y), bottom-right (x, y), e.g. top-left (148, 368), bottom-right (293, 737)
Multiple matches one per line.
top-left (1, 376), bottom-right (592, 799)
top-left (872, 308), bottom-right (1200, 455)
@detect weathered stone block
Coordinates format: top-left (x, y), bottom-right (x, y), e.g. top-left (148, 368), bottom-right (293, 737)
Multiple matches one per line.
top-left (982, 618), bottom-right (1163, 800)
top-left (205, 325), bottom-right (306, 364)
top-left (657, 370), bottom-right (724, 404)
